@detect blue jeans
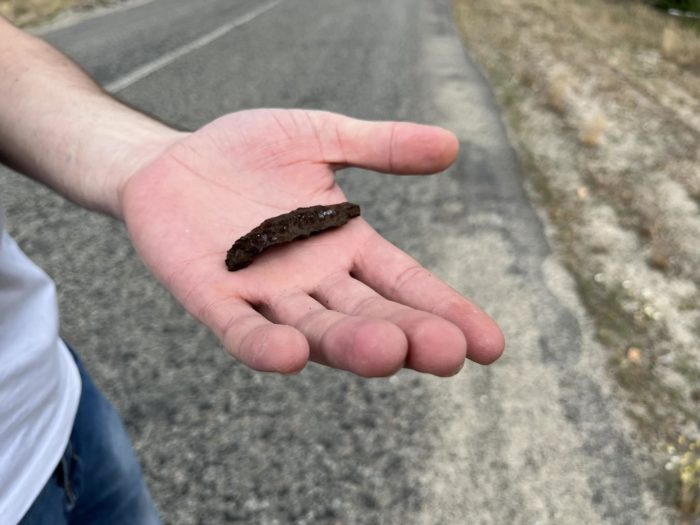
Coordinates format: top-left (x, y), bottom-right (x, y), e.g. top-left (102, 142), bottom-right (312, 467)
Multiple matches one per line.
top-left (19, 347), bottom-right (161, 525)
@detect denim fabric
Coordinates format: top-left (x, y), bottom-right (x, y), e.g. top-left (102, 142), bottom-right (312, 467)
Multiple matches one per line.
top-left (18, 347), bottom-right (161, 525)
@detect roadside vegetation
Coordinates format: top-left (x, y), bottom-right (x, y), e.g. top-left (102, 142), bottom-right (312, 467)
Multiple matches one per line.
top-left (452, 0), bottom-right (699, 518)
top-left (0, 0), bottom-right (122, 26)
top-left (651, 0), bottom-right (700, 14)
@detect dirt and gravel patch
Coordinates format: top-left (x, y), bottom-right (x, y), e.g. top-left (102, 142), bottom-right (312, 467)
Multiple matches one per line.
top-left (453, 0), bottom-right (700, 519)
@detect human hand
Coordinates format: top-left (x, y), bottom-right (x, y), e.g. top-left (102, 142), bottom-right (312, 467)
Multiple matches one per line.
top-left (121, 109), bottom-right (504, 377)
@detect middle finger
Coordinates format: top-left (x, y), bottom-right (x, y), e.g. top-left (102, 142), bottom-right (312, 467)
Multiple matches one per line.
top-left (258, 290), bottom-right (408, 377)
top-left (312, 274), bottom-right (467, 376)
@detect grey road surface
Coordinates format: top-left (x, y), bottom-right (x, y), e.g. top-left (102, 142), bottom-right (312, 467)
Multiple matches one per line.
top-left (1, 0), bottom-right (671, 523)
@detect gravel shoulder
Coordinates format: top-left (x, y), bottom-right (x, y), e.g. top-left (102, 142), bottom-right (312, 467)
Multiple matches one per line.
top-left (453, 0), bottom-right (700, 518)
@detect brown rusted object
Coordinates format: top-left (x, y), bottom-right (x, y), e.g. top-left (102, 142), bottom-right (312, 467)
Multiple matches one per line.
top-left (226, 202), bottom-right (361, 271)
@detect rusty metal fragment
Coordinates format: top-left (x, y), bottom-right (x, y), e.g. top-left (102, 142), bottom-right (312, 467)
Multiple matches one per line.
top-left (226, 202), bottom-right (361, 271)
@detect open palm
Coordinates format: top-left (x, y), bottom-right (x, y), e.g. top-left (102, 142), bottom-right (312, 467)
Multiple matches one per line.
top-left (121, 109), bottom-right (504, 377)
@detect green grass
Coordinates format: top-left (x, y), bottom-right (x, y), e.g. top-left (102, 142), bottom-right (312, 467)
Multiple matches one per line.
top-left (652, 0), bottom-right (700, 13)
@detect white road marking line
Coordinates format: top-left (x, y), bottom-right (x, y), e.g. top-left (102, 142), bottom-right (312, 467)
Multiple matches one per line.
top-left (104, 0), bottom-right (283, 93)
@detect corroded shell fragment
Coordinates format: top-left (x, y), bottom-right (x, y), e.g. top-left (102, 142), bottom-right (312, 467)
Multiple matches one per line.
top-left (226, 202), bottom-right (361, 271)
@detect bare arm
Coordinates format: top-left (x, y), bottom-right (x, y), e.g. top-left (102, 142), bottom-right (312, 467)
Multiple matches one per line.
top-left (0, 16), bottom-right (182, 217)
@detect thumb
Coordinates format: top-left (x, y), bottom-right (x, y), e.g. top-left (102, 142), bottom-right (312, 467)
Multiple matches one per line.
top-left (311, 111), bottom-right (460, 174)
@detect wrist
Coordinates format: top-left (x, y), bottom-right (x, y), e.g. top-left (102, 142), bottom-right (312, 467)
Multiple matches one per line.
top-left (100, 123), bottom-right (188, 219)
top-left (37, 99), bottom-right (188, 219)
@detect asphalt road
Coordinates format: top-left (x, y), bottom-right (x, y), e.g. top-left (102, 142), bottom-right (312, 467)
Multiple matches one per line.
top-left (1, 0), bottom-right (671, 523)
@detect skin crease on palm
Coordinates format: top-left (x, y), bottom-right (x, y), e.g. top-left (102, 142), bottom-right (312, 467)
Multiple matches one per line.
top-left (120, 108), bottom-right (505, 378)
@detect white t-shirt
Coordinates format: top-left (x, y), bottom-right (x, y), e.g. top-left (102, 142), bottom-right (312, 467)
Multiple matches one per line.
top-left (0, 211), bottom-right (81, 524)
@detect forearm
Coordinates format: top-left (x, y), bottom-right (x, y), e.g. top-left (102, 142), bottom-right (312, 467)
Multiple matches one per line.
top-left (0, 17), bottom-right (182, 218)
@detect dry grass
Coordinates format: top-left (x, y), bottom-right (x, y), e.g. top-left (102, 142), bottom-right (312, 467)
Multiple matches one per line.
top-left (546, 70), bottom-right (570, 113)
top-left (453, 0), bottom-right (700, 518)
top-left (579, 111), bottom-right (609, 147)
top-left (0, 0), bottom-right (114, 26)
top-left (662, 25), bottom-right (700, 68)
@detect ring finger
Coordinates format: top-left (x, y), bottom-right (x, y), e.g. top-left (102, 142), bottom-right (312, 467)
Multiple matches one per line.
top-left (257, 290), bottom-right (408, 377)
